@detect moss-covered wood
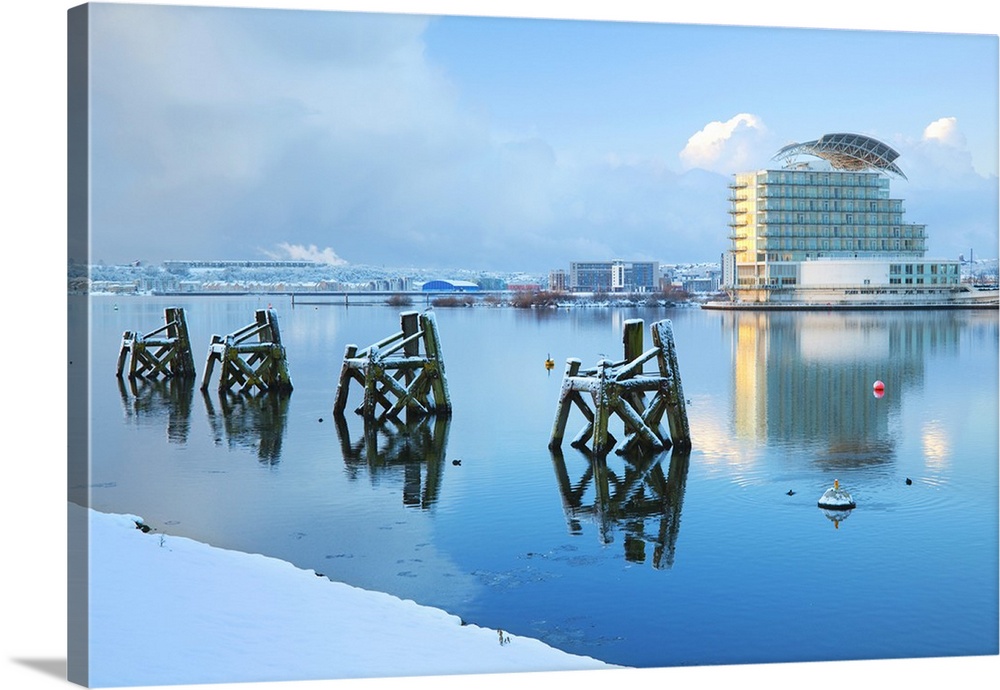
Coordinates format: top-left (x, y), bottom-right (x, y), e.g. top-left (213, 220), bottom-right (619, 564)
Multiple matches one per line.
top-left (548, 318), bottom-right (690, 455)
top-left (200, 309), bottom-right (293, 395)
top-left (116, 307), bottom-right (196, 380)
top-left (333, 311), bottom-right (451, 421)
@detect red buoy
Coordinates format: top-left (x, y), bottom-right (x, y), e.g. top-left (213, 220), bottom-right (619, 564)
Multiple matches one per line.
top-left (873, 380), bottom-right (885, 392)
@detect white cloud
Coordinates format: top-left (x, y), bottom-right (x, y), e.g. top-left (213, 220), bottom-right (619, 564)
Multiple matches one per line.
top-left (265, 243), bottom-right (348, 265)
top-left (893, 117), bottom-right (998, 260)
top-left (900, 117), bottom-right (982, 182)
top-left (922, 117), bottom-right (967, 148)
top-left (679, 114), bottom-right (772, 174)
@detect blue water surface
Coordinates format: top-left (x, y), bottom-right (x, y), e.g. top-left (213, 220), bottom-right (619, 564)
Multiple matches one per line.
top-left (74, 295), bottom-right (999, 671)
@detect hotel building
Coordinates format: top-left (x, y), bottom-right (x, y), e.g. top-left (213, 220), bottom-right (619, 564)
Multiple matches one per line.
top-left (711, 133), bottom-right (994, 308)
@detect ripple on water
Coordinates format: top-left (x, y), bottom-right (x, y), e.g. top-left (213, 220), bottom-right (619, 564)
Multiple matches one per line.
top-left (712, 468), bottom-right (959, 525)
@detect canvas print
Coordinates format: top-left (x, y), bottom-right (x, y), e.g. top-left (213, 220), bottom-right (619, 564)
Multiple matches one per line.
top-left (67, 2), bottom-right (999, 688)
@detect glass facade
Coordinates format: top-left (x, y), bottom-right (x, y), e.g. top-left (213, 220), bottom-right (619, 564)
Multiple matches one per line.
top-left (727, 169), bottom-right (932, 288)
top-left (569, 261), bottom-right (659, 292)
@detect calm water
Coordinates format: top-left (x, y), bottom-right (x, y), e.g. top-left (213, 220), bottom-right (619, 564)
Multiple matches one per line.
top-left (73, 295), bottom-right (999, 671)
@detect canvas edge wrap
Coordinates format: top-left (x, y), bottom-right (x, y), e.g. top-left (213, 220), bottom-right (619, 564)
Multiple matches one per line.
top-left (67, 3), bottom-right (91, 686)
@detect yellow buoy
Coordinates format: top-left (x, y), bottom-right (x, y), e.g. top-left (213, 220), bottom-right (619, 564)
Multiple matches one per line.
top-left (544, 354), bottom-right (555, 370)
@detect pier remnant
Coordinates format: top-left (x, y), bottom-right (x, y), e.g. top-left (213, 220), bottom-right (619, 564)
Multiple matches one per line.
top-left (333, 311), bottom-right (451, 420)
top-left (116, 307), bottom-right (196, 380)
top-left (200, 309), bottom-right (292, 395)
top-left (549, 318), bottom-right (690, 455)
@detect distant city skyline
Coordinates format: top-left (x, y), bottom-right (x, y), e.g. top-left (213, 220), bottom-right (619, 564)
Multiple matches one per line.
top-left (83, 2), bottom-right (999, 274)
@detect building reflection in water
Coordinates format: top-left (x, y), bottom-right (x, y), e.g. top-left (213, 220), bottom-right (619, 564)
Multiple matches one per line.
top-left (550, 446), bottom-right (690, 570)
top-left (117, 376), bottom-right (195, 444)
top-left (201, 390), bottom-right (290, 464)
top-left (727, 311), bottom-right (962, 470)
top-left (334, 414), bottom-right (450, 509)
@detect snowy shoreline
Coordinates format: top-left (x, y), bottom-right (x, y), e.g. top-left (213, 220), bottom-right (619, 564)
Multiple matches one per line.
top-left (71, 503), bottom-right (616, 687)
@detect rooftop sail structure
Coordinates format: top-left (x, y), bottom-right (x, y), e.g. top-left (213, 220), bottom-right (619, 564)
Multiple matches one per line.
top-left (773, 133), bottom-right (907, 179)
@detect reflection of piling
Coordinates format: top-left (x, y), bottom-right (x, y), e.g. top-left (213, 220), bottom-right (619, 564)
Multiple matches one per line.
top-left (549, 445), bottom-right (691, 569)
top-left (116, 375), bottom-right (195, 444)
top-left (333, 311), bottom-right (451, 421)
top-left (334, 414), bottom-right (451, 509)
top-left (648, 449), bottom-right (690, 570)
top-left (116, 307), bottom-right (196, 380)
top-left (202, 389), bottom-right (290, 463)
top-left (200, 309), bottom-right (292, 395)
top-left (549, 319), bottom-right (690, 455)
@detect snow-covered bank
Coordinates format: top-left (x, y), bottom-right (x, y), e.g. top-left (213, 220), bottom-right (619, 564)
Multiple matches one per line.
top-left (73, 503), bottom-right (615, 687)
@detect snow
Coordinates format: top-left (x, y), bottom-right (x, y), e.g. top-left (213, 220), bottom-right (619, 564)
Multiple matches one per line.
top-left (74, 503), bottom-right (615, 688)
top-left (817, 486), bottom-right (856, 509)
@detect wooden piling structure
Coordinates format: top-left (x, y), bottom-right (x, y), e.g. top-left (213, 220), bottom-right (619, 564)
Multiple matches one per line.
top-left (333, 311), bottom-right (451, 421)
top-left (549, 318), bottom-right (690, 455)
top-left (200, 309), bottom-right (293, 395)
top-left (116, 307), bottom-right (196, 380)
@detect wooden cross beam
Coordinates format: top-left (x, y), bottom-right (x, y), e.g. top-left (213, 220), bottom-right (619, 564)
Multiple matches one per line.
top-left (116, 307), bottom-right (196, 380)
top-left (549, 319), bottom-right (690, 455)
top-left (333, 311), bottom-right (451, 421)
top-left (200, 309), bottom-right (293, 395)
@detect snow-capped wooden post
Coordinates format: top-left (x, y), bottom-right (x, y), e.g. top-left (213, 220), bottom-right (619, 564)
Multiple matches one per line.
top-left (200, 308), bottom-right (293, 395)
top-left (548, 318), bottom-right (690, 455)
top-left (651, 319), bottom-right (690, 451)
top-left (333, 310), bottom-right (451, 421)
top-left (115, 307), bottom-right (196, 380)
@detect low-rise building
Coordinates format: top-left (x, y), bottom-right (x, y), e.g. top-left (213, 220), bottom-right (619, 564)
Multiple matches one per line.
top-left (569, 260), bottom-right (659, 292)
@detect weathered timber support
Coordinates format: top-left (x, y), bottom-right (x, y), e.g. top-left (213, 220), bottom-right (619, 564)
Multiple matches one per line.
top-left (651, 319), bottom-right (690, 451)
top-left (333, 311), bottom-right (451, 421)
top-left (116, 307), bottom-right (196, 380)
top-left (200, 309), bottom-right (293, 395)
top-left (548, 318), bottom-right (690, 455)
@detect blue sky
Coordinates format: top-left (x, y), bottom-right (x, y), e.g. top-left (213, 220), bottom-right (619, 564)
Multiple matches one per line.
top-left (83, 1), bottom-right (999, 273)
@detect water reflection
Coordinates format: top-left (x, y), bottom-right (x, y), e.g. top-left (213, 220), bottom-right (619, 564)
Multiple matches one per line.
top-left (334, 414), bottom-right (450, 509)
top-left (202, 390), bottom-right (290, 464)
top-left (117, 376), bottom-right (195, 444)
top-left (550, 446), bottom-right (690, 569)
top-left (820, 507), bottom-right (853, 529)
top-left (727, 311), bottom-right (964, 469)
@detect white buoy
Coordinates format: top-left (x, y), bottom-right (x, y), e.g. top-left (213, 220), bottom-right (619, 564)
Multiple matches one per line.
top-left (817, 479), bottom-right (856, 510)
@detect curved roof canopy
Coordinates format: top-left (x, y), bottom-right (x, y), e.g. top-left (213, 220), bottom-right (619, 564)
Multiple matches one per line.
top-left (773, 133), bottom-right (907, 179)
